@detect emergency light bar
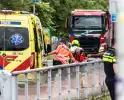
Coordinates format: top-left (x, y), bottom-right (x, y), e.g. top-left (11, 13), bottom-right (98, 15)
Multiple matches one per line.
top-left (74, 9), bottom-right (102, 12)
top-left (0, 10), bottom-right (31, 14)
top-left (0, 10), bottom-right (15, 14)
top-left (20, 11), bottom-right (30, 14)
top-left (71, 9), bottom-right (104, 14)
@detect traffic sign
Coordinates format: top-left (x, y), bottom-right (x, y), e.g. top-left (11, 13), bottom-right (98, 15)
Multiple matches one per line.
top-left (32, 0), bottom-right (40, 2)
top-left (111, 14), bottom-right (117, 22)
top-left (109, 0), bottom-right (117, 14)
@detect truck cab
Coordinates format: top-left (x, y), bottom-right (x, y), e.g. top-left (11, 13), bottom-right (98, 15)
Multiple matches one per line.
top-left (66, 9), bottom-right (114, 57)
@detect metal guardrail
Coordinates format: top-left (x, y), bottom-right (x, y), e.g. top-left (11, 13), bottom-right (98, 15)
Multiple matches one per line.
top-left (0, 59), bottom-right (107, 100)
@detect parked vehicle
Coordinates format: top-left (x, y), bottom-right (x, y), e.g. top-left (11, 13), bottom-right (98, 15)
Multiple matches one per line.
top-left (0, 10), bottom-right (46, 72)
top-left (65, 9), bottom-right (115, 57)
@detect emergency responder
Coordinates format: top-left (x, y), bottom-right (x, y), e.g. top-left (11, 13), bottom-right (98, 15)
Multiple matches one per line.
top-left (47, 37), bottom-right (76, 65)
top-left (45, 38), bottom-right (76, 82)
top-left (44, 32), bottom-right (51, 53)
top-left (74, 47), bottom-right (88, 62)
top-left (103, 47), bottom-right (116, 100)
top-left (70, 39), bottom-right (80, 53)
top-left (70, 40), bottom-right (87, 62)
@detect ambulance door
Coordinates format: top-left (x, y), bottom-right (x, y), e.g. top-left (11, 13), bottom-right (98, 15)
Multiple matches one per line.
top-left (33, 27), bottom-right (39, 68)
top-left (0, 13), bottom-right (5, 69)
top-left (35, 20), bottom-right (44, 68)
top-left (3, 26), bottom-right (30, 72)
top-left (36, 27), bottom-right (42, 68)
top-left (0, 27), bottom-right (5, 69)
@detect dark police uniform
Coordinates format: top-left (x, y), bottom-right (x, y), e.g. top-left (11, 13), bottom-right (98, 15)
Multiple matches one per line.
top-left (103, 48), bottom-right (116, 100)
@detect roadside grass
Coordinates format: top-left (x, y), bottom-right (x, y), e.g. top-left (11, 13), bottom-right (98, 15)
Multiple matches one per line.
top-left (100, 95), bottom-right (111, 100)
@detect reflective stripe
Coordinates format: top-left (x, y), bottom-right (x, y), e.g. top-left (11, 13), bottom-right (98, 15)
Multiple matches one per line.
top-left (57, 54), bottom-right (68, 58)
top-left (103, 57), bottom-right (113, 62)
top-left (103, 56), bottom-right (116, 63)
top-left (67, 56), bottom-right (70, 61)
top-left (55, 54), bottom-right (68, 64)
top-left (103, 51), bottom-right (116, 63)
top-left (103, 55), bottom-right (115, 59)
top-left (113, 58), bottom-right (116, 62)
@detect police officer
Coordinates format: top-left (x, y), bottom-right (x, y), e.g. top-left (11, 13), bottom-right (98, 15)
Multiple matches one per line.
top-left (103, 47), bottom-right (116, 100)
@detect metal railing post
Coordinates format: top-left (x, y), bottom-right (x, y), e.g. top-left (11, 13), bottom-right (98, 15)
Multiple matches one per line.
top-left (24, 73), bottom-right (28, 100)
top-left (98, 63), bottom-right (102, 94)
top-left (84, 71), bottom-right (88, 98)
top-left (76, 66), bottom-right (80, 99)
top-left (48, 70), bottom-right (52, 100)
top-left (36, 71), bottom-right (41, 100)
top-left (68, 67), bottom-right (71, 100)
top-left (58, 68), bottom-right (62, 100)
top-left (11, 75), bottom-right (18, 100)
top-left (91, 68), bottom-right (95, 96)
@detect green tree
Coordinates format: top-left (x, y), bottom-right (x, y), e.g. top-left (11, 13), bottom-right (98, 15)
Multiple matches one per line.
top-left (0, 0), bottom-right (32, 10)
top-left (35, 2), bottom-right (55, 31)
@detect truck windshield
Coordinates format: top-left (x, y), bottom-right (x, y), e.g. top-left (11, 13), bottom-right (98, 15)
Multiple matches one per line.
top-left (0, 27), bottom-right (29, 51)
top-left (71, 16), bottom-right (102, 29)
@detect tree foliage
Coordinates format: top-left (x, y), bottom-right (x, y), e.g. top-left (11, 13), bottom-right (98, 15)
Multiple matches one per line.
top-left (0, 0), bottom-right (32, 10)
top-left (35, 2), bottom-right (55, 30)
top-left (0, 0), bottom-right (108, 36)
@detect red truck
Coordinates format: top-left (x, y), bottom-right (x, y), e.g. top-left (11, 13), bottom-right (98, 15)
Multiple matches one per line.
top-left (65, 9), bottom-right (115, 57)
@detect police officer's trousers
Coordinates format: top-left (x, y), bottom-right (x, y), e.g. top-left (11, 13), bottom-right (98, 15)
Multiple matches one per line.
top-left (104, 62), bottom-right (115, 100)
top-left (105, 77), bottom-right (115, 100)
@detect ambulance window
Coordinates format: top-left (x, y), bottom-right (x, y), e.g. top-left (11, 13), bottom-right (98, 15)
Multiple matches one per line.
top-left (5, 27), bottom-right (29, 51)
top-left (33, 28), bottom-right (39, 52)
top-left (43, 34), bottom-right (47, 53)
top-left (38, 28), bottom-right (42, 42)
top-left (38, 28), bottom-right (43, 49)
top-left (0, 27), bottom-right (4, 50)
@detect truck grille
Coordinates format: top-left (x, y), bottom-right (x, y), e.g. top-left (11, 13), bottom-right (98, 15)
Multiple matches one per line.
top-left (75, 37), bottom-right (100, 54)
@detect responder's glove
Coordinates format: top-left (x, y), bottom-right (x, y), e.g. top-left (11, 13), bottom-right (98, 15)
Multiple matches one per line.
top-left (43, 53), bottom-right (48, 57)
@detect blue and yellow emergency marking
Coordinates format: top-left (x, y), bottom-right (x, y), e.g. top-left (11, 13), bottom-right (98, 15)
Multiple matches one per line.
top-left (11, 33), bottom-right (24, 45)
top-left (0, 21), bottom-right (21, 25)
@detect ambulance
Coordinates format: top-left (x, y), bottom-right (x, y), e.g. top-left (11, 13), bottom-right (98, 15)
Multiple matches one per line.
top-left (0, 10), bottom-right (45, 72)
